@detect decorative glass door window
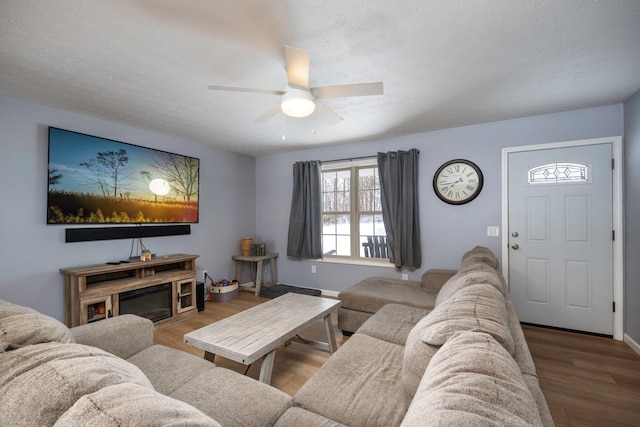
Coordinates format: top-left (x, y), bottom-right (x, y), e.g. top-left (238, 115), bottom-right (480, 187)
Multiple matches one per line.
top-left (528, 162), bottom-right (589, 185)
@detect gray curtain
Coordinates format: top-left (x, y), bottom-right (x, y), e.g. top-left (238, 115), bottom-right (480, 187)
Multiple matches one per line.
top-left (287, 161), bottom-right (323, 259)
top-left (377, 149), bottom-right (421, 269)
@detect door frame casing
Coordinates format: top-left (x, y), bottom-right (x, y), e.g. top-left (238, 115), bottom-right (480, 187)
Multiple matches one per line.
top-left (501, 136), bottom-right (623, 340)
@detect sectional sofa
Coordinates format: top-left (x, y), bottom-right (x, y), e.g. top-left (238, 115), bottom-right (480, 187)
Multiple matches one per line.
top-left (278, 246), bottom-right (554, 426)
top-left (0, 245), bottom-right (553, 426)
top-left (0, 303), bottom-right (291, 426)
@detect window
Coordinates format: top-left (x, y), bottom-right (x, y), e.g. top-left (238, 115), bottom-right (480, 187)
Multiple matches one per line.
top-left (321, 162), bottom-right (388, 262)
top-left (528, 162), bottom-right (589, 185)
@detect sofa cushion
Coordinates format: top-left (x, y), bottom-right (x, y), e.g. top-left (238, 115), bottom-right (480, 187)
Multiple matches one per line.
top-left (0, 299), bottom-right (75, 352)
top-left (422, 284), bottom-right (514, 354)
top-left (71, 314), bottom-right (153, 359)
top-left (402, 284), bottom-right (513, 401)
top-left (504, 296), bottom-right (537, 376)
top-left (0, 342), bottom-right (152, 427)
top-left (435, 265), bottom-right (505, 307)
top-left (460, 245), bottom-right (499, 270)
top-left (338, 277), bottom-right (438, 313)
top-left (337, 307), bottom-right (374, 334)
top-left (523, 372), bottom-right (556, 427)
top-left (357, 303), bottom-right (430, 345)
top-left (419, 269), bottom-right (458, 291)
top-left (294, 333), bottom-right (407, 427)
top-left (505, 297), bottom-right (555, 426)
top-left (170, 367), bottom-right (292, 427)
top-left (55, 382), bottom-right (220, 427)
top-left (401, 331), bottom-right (542, 426)
top-left (275, 407), bottom-right (348, 427)
top-left (128, 344), bottom-right (216, 394)
top-left (402, 313), bottom-right (441, 401)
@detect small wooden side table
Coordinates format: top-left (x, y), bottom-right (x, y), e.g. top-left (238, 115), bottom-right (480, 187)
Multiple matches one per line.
top-left (232, 252), bottom-right (279, 296)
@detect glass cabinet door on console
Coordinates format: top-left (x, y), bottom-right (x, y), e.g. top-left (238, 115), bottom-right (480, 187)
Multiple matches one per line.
top-left (80, 295), bottom-right (113, 325)
top-left (176, 279), bottom-right (195, 314)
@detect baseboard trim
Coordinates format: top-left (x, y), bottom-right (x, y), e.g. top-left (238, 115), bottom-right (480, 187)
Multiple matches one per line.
top-left (624, 333), bottom-right (640, 356)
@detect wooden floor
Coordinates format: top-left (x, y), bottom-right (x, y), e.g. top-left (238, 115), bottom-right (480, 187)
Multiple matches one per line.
top-left (155, 291), bottom-right (640, 426)
top-left (522, 325), bottom-right (640, 426)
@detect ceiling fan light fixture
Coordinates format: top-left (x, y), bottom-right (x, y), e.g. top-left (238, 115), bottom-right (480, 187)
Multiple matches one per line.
top-left (281, 88), bottom-right (316, 118)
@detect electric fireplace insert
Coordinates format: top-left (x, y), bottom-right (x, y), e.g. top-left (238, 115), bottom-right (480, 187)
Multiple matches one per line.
top-left (119, 283), bottom-right (172, 322)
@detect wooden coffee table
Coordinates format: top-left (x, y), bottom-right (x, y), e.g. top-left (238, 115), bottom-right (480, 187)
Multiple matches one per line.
top-left (183, 292), bottom-right (341, 384)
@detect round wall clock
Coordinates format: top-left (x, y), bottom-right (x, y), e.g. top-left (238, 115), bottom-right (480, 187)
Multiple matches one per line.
top-left (433, 159), bottom-right (483, 205)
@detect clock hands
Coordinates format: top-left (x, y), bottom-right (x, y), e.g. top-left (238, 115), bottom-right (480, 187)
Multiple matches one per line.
top-left (440, 178), bottom-right (463, 186)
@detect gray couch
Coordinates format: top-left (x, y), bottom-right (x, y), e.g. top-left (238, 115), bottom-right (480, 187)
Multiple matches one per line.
top-left (337, 268), bottom-right (456, 334)
top-left (1, 246), bottom-right (553, 426)
top-left (274, 246), bottom-right (554, 426)
top-left (0, 301), bottom-right (291, 426)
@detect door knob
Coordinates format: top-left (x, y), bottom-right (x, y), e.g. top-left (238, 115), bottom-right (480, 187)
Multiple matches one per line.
top-left (511, 244), bottom-right (519, 250)
top-left (511, 231), bottom-right (519, 237)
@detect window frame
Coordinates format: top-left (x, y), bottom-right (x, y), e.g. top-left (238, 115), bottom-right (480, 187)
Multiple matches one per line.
top-left (321, 159), bottom-right (390, 265)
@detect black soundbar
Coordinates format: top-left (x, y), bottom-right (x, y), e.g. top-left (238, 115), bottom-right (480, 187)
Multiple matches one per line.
top-left (65, 225), bottom-right (191, 243)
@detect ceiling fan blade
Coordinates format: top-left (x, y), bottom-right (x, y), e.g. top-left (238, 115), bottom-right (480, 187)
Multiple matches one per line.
top-left (284, 45), bottom-right (310, 89)
top-left (311, 82), bottom-right (383, 99)
top-left (208, 85), bottom-right (284, 96)
top-left (254, 104), bottom-right (282, 123)
top-left (314, 101), bottom-right (343, 125)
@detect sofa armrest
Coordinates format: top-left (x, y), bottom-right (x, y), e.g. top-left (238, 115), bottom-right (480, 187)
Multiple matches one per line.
top-left (420, 269), bottom-right (457, 291)
top-left (70, 314), bottom-right (154, 359)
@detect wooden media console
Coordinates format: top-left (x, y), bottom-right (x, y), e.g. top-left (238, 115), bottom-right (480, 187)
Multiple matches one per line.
top-left (60, 254), bottom-right (199, 329)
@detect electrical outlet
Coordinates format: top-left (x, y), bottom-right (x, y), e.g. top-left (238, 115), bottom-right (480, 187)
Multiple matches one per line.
top-left (311, 264), bottom-right (316, 274)
top-left (202, 270), bottom-right (207, 281)
top-left (402, 273), bottom-right (408, 280)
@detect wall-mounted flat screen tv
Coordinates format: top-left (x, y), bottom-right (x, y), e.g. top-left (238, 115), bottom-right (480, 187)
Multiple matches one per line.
top-left (47, 127), bottom-right (199, 224)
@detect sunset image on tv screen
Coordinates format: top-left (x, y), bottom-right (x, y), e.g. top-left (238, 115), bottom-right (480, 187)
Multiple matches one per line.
top-left (47, 128), bottom-right (199, 224)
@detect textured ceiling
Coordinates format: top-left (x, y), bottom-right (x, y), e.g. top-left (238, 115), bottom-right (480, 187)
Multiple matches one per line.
top-left (1, 0), bottom-right (639, 156)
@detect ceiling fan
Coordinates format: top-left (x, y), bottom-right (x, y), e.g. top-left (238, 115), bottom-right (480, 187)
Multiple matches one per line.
top-left (208, 45), bottom-right (383, 124)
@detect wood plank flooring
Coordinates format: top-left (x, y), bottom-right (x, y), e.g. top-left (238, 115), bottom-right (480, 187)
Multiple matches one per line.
top-left (155, 291), bottom-right (640, 426)
top-left (522, 325), bottom-right (640, 426)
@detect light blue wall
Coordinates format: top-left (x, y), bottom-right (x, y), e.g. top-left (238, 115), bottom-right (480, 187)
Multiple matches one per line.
top-left (256, 105), bottom-right (624, 293)
top-left (624, 89), bottom-right (640, 344)
top-left (0, 96), bottom-right (627, 326)
top-left (0, 96), bottom-right (256, 322)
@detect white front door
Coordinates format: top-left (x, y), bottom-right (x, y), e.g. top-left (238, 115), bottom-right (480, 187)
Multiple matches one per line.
top-left (507, 143), bottom-right (614, 335)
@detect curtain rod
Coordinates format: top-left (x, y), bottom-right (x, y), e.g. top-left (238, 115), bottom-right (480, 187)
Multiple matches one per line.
top-left (320, 149), bottom-right (420, 165)
top-left (320, 155), bottom-right (376, 164)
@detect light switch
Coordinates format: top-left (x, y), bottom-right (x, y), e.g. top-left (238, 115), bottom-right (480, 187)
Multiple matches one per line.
top-left (487, 226), bottom-right (500, 237)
